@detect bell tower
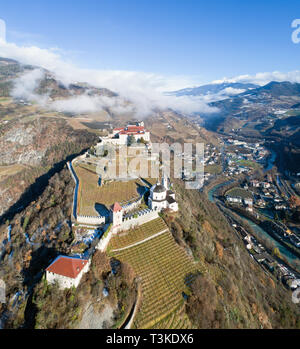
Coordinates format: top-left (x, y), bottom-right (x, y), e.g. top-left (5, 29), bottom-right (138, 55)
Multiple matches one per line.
top-left (162, 173), bottom-right (169, 190)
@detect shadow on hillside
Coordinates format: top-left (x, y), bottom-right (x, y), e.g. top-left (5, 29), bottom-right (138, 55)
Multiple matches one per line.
top-left (22, 245), bottom-right (58, 329)
top-left (0, 148), bottom-right (88, 225)
top-left (95, 203), bottom-right (110, 217)
top-left (136, 182), bottom-right (147, 196)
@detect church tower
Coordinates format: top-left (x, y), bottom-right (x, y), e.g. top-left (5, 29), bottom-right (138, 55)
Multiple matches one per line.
top-left (162, 173), bottom-right (169, 190)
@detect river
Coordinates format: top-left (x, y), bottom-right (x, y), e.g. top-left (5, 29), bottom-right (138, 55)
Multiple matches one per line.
top-left (207, 180), bottom-right (300, 271)
top-left (207, 180), bottom-right (234, 202)
top-left (264, 149), bottom-right (277, 172)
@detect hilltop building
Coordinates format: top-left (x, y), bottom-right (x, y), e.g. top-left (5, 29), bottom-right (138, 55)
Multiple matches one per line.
top-left (148, 175), bottom-right (178, 212)
top-left (46, 256), bottom-right (91, 289)
top-left (99, 121), bottom-right (151, 146)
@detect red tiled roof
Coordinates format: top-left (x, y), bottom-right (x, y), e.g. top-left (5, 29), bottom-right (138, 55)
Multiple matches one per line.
top-left (114, 125), bottom-right (146, 135)
top-left (112, 202), bottom-right (122, 212)
top-left (46, 256), bottom-right (88, 279)
top-left (119, 131), bottom-right (145, 135)
top-left (127, 126), bottom-right (144, 131)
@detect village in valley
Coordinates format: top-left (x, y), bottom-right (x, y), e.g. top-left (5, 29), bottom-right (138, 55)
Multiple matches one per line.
top-left (199, 131), bottom-right (300, 293)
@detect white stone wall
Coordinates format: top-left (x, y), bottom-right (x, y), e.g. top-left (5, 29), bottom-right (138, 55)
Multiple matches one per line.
top-left (122, 197), bottom-right (143, 213)
top-left (67, 161), bottom-right (79, 220)
top-left (149, 197), bottom-right (167, 211)
top-left (77, 215), bottom-right (106, 225)
top-left (168, 202), bottom-right (178, 212)
top-left (227, 197), bottom-right (242, 204)
top-left (119, 134), bottom-right (128, 144)
top-left (152, 191), bottom-right (167, 201)
top-left (121, 210), bottom-right (159, 232)
top-left (96, 229), bottom-right (114, 251)
top-left (100, 137), bottom-right (123, 146)
top-left (46, 259), bottom-right (91, 289)
top-left (140, 131), bottom-right (150, 142)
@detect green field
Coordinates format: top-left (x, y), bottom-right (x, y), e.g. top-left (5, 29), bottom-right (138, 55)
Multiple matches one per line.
top-left (205, 164), bottom-right (222, 175)
top-left (235, 159), bottom-right (261, 169)
top-left (225, 187), bottom-right (253, 199)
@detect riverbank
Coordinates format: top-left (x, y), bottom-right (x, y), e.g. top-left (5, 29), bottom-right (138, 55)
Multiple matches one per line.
top-left (207, 183), bottom-right (300, 274)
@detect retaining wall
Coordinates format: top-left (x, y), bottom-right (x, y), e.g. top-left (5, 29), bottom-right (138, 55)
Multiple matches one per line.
top-left (121, 210), bottom-right (159, 231)
top-left (67, 161), bottom-right (79, 220)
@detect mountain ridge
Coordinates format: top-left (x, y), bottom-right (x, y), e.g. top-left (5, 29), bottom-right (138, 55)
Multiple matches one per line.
top-left (169, 82), bottom-right (259, 97)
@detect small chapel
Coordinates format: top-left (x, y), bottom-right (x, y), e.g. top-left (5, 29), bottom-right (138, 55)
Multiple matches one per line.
top-left (148, 175), bottom-right (178, 212)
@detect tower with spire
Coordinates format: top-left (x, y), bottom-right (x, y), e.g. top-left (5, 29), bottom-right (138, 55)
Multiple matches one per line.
top-left (162, 173), bottom-right (169, 190)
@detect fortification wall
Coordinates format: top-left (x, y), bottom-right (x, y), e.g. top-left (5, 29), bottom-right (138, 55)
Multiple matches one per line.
top-left (122, 197), bottom-right (143, 213)
top-left (67, 161), bottom-right (79, 220)
top-left (121, 210), bottom-right (159, 231)
top-left (77, 215), bottom-right (106, 225)
top-left (96, 228), bottom-right (113, 251)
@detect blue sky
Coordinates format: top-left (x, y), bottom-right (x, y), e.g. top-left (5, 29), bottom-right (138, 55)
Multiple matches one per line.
top-left (1, 0), bottom-right (300, 85)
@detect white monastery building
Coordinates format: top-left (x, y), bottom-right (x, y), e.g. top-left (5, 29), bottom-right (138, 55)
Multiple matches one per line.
top-left (99, 122), bottom-right (151, 146)
top-left (148, 176), bottom-right (178, 212)
top-left (46, 256), bottom-right (91, 289)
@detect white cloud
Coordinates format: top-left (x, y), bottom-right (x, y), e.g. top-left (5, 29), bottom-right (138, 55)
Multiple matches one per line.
top-left (0, 38), bottom-right (218, 117)
top-left (212, 71), bottom-right (300, 86)
top-left (2, 36), bottom-right (299, 117)
top-left (11, 68), bottom-right (48, 105)
top-left (51, 95), bottom-right (134, 115)
top-left (221, 87), bottom-right (246, 95)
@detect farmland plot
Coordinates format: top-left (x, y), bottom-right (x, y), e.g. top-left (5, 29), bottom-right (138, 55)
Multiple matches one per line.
top-left (74, 164), bottom-right (146, 216)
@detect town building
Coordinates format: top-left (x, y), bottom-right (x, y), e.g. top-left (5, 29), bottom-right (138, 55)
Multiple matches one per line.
top-left (46, 256), bottom-right (91, 289)
top-left (225, 187), bottom-right (254, 207)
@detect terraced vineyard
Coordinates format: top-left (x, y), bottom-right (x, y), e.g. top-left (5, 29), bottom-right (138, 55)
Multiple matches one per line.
top-left (149, 303), bottom-right (196, 329)
top-left (108, 219), bottom-right (203, 329)
top-left (109, 218), bottom-right (168, 250)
